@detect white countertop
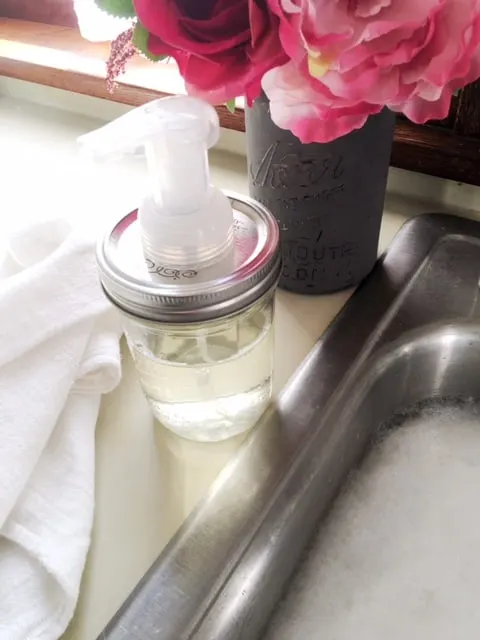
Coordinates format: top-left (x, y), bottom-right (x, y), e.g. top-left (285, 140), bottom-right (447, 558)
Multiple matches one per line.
top-left (1, 78), bottom-right (479, 640)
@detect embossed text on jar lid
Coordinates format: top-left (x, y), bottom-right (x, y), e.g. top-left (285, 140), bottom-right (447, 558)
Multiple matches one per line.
top-left (97, 192), bottom-right (281, 323)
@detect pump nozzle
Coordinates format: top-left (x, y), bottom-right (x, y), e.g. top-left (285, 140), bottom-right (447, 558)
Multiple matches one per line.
top-left (79, 96), bottom-right (233, 270)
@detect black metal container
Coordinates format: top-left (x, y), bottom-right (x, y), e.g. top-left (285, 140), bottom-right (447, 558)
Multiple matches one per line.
top-left (246, 97), bottom-right (395, 294)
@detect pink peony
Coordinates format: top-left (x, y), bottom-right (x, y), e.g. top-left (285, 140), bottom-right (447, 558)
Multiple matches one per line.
top-left (263, 0), bottom-right (480, 142)
top-left (133, 0), bottom-right (287, 105)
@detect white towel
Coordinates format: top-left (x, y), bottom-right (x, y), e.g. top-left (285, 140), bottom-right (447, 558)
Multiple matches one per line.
top-left (0, 219), bottom-right (122, 640)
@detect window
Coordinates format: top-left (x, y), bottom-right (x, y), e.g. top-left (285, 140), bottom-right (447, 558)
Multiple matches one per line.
top-left (0, 0), bottom-right (243, 130)
top-left (1, 0), bottom-right (480, 185)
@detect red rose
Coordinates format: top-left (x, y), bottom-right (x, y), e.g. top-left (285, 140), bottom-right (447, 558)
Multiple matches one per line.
top-left (133, 0), bottom-right (287, 104)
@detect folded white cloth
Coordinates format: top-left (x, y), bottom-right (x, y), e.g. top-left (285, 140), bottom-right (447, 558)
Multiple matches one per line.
top-left (0, 219), bottom-right (122, 640)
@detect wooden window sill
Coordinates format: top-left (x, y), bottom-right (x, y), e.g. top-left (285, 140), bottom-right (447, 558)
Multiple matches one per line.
top-left (2, 18), bottom-right (480, 184)
top-left (0, 18), bottom-right (243, 130)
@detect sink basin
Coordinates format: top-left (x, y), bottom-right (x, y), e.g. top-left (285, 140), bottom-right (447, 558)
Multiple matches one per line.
top-left (99, 214), bottom-right (480, 640)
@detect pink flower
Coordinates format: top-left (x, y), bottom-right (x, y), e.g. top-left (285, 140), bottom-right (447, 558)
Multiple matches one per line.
top-left (133, 0), bottom-right (287, 105)
top-left (264, 0), bottom-right (480, 142)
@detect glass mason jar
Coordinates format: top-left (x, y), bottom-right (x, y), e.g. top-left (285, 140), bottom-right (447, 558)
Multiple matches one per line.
top-left (123, 290), bottom-right (275, 441)
top-left (97, 194), bottom-right (280, 442)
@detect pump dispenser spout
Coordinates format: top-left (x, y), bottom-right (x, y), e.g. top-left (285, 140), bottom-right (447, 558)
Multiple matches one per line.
top-left (79, 96), bottom-right (234, 270)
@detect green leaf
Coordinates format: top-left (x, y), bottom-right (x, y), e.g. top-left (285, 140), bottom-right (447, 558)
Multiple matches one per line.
top-left (226, 99), bottom-right (236, 114)
top-left (132, 22), bottom-right (166, 62)
top-left (94, 0), bottom-right (136, 18)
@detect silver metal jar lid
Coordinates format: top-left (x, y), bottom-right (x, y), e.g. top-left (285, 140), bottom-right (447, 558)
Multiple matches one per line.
top-left (97, 192), bottom-right (281, 323)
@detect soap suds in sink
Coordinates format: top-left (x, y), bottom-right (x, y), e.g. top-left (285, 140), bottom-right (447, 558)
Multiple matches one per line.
top-left (266, 409), bottom-right (480, 639)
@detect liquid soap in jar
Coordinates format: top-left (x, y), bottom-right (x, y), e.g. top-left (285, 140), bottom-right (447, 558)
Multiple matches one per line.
top-left (80, 97), bottom-right (281, 442)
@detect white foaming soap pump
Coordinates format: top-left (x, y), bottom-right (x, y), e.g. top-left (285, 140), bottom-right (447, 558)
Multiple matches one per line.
top-left (80, 96), bottom-right (281, 443)
top-left (80, 96), bottom-right (234, 276)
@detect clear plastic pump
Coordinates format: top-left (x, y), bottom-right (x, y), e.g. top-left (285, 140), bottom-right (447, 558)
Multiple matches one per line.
top-left (79, 96), bottom-right (234, 270)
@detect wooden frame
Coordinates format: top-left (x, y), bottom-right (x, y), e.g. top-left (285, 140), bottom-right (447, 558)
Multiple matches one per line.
top-left (0, 0), bottom-right (77, 27)
top-left (1, 1), bottom-right (480, 186)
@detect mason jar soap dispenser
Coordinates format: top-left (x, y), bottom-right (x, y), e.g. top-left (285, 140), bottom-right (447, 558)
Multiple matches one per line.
top-left (79, 96), bottom-right (281, 442)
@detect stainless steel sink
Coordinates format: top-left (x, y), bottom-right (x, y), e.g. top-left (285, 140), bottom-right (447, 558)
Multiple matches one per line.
top-left (99, 214), bottom-right (480, 640)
